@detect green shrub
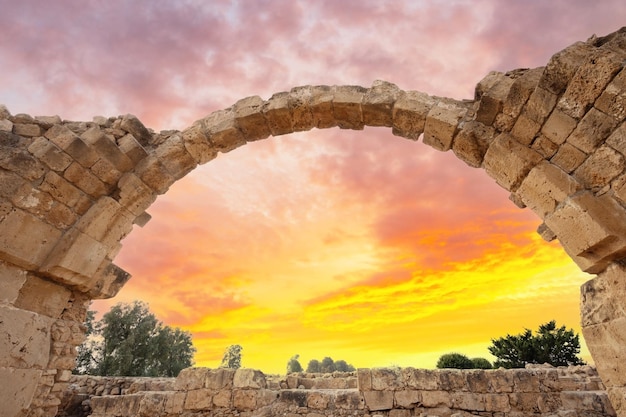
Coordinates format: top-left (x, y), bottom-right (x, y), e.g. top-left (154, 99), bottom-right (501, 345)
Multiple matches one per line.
top-left (471, 357), bottom-right (492, 369)
top-left (436, 353), bottom-right (474, 369)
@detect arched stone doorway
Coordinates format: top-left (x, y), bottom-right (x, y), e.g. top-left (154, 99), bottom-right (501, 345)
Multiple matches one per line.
top-left (1, 28), bottom-right (625, 417)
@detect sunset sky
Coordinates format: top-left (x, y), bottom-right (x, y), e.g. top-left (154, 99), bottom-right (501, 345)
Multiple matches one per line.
top-left (1, 1), bottom-right (625, 374)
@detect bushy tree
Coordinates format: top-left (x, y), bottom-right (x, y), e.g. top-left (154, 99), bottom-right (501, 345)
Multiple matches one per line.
top-left (488, 321), bottom-right (585, 368)
top-left (334, 359), bottom-right (355, 372)
top-left (436, 353), bottom-right (475, 369)
top-left (471, 357), bottom-right (493, 369)
top-left (74, 301), bottom-right (195, 377)
top-left (286, 354), bottom-right (303, 374)
top-left (305, 357), bottom-right (355, 373)
top-left (306, 359), bottom-right (321, 373)
top-left (220, 344), bottom-right (243, 369)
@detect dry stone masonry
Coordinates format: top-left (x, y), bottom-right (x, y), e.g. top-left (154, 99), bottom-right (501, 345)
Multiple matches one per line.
top-left (0, 27), bottom-right (626, 416)
top-left (57, 366), bottom-right (614, 417)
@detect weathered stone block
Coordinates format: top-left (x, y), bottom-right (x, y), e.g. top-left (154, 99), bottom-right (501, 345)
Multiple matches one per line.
top-left (233, 389), bottom-right (257, 410)
top-left (206, 368), bottom-right (235, 389)
top-left (0, 208), bottom-right (62, 270)
top-left (27, 137), bottom-right (72, 171)
top-left (483, 133), bottom-right (543, 191)
top-left (154, 133), bottom-right (197, 179)
top-left (234, 95), bottom-right (271, 141)
top-left (452, 121), bottom-right (496, 168)
top-left (402, 368), bottom-right (439, 391)
top-left (538, 41), bottom-right (594, 95)
top-left (13, 123), bottom-right (42, 137)
top-left (567, 107), bottom-right (619, 154)
top-left (288, 86), bottom-right (315, 132)
top-left (0, 261), bottom-right (27, 304)
top-left (392, 90), bottom-right (436, 140)
top-left (357, 368), bottom-right (372, 390)
top-left (213, 389), bottom-right (232, 408)
top-left (574, 145), bottom-right (624, 190)
top-left (362, 390), bottom-right (394, 411)
top-left (607, 122), bottom-right (626, 156)
top-left (596, 67), bottom-right (626, 121)
top-left (134, 155), bottom-right (176, 194)
top-left (184, 388), bottom-right (214, 410)
top-left (0, 305), bottom-right (51, 368)
top-left (181, 123), bottom-right (217, 165)
top-left (608, 387), bottom-right (626, 417)
top-left (119, 114), bottom-right (153, 147)
top-left (14, 275), bottom-right (71, 318)
top-left (39, 171), bottom-right (86, 211)
top-left (583, 318), bottom-right (626, 388)
top-left (234, 368), bottom-right (266, 389)
top-left (395, 390), bottom-right (421, 408)
top-left (531, 134), bottom-right (559, 159)
top-left (362, 80), bottom-right (401, 127)
top-left (45, 125), bottom-right (99, 168)
top-left (262, 91), bottom-right (294, 135)
top-left (64, 162), bottom-right (108, 198)
top-left (484, 393), bottom-right (511, 412)
top-left (203, 108), bottom-right (246, 153)
top-left (452, 392), bottom-right (485, 411)
top-left (90, 158), bottom-right (122, 185)
top-left (0, 143), bottom-right (46, 181)
top-left (550, 143), bottom-right (587, 173)
top-left (581, 263), bottom-right (626, 327)
top-left (137, 391), bottom-right (170, 415)
top-left (88, 261), bottom-right (131, 299)
top-left (510, 111), bottom-right (541, 145)
top-left (371, 368), bottom-right (401, 390)
top-left (117, 133), bottom-right (148, 164)
top-left (421, 390), bottom-right (451, 408)
top-left (423, 100), bottom-right (467, 151)
top-left (307, 390), bottom-right (331, 409)
top-left (81, 127), bottom-right (133, 172)
top-left (332, 85), bottom-right (366, 130)
top-left (310, 85), bottom-right (336, 129)
top-left (475, 71), bottom-right (515, 126)
top-left (517, 161), bottom-right (581, 219)
top-left (541, 109), bottom-right (577, 145)
top-left (502, 67), bottom-right (544, 119)
top-left (524, 87), bottom-right (558, 124)
top-left (558, 50), bottom-right (624, 119)
top-left (174, 367), bottom-right (210, 391)
top-left (0, 119), bottom-right (13, 132)
top-left (0, 367), bottom-right (43, 417)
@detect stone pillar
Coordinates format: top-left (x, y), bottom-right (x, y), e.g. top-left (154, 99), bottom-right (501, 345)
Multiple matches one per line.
top-left (581, 262), bottom-right (626, 416)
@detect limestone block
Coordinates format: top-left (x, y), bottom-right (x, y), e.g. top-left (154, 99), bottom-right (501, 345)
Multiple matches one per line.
top-left (475, 71), bottom-right (515, 126)
top-left (607, 122), bottom-right (626, 156)
top-left (27, 137), bottom-right (72, 171)
top-left (451, 392), bottom-right (485, 411)
top-left (421, 390), bottom-right (451, 408)
top-left (510, 111), bottom-right (541, 146)
top-left (452, 121), bottom-right (496, 168)
top-left (538, 41), bottom-right (594, 95)
top-left (0, 208), bottom-right (62, 270)
top-left (517, 161), bottom-right (581, 219)
top-left (580, 264), bottom-right (626, 327)
top-left (206, 368), bottom-right (235, 389)
top-left (574, 145), bottom-right (625, 189)
top-left (438, 370), bottom-right (467, 391)
top-left (184, 388), bottom-right (214, 410)
top-left (115, 173), bottom-right (157, 216)
top-left (87, 261), bottom-right (131, 299)
top-left (81, 127), bottom-right (133, 172)
top-left (392, 91), bottom-right (437, 140)
top-left (262, 92), bottom-right (294, 135)
top-left (465, 371), bottom-right (490, 393)
top-left (13, 187), bottom-right (55, 221)
top-left (213, 389), bottom-right (232, 408)
top-left (39, 171), bottom-right (86, 211)
top-left (558, 51), bottom-right (624, 119)
top-left (34, 115), bottom-right (62, 128)
top-left (174, 368), bottom-right (211, 391)
top-left (608, 387), bottom-right (626, 417)
top-left (357, 368), bottom-right (372, 390)
top-left (483, 133), bottom-right (543, 191)
top-left (14, 275), bottom-right (71, 318)
top-left (524, 87), bottom-right (558, 124)
top-left (0, 305), bottom-right (51, 368)
top-left (233, 95), bottom-right (271, 141)
top-left (423, 100), bottom-right (468, 151)
top-left (90, 158), bottom-right (122, 185)
top-left (279, 390), bottom-right (307, 407)
top-left (401, 368), bottom-right (440, 391)
top-left (233, 389), bottom-right (257, 410)
top-left (45, 125), bottom-right (99, 168)
top-left (41, 228), bottom-right (109, 288)
top-left (394, 390), bottom-right (421, 408)
top-left (545, 192), bottom-right (626, 273)
top-left (362, 390), bottom-right (393, 411)
top-left (334, 389), bottom-right (361, 409)
top-left (371, 368), bottom-right (401, 390)
top-left (550, 143), bottom-right (587, 173)
top-left (332, 85), bottom-right (366, 130)
top-left (307, 391), bottom-right (331, 409)
top-left (484, 393), bottom-right (511, 412)
top-left (562, 390), bottom-right (615, 415)
top-left (583, 318), bottom-right (626, 388)
top-left (0, 367), bottom-right (43, 417)
top-left (46, 201), bottom-right (77, 230)
top-left (134, 155), bottom-right (176, 194)
top-left (596, 68), bottom-right (626, 120)
top-left (0, 169), bottom-right (30, 204)
top-left (288, 86), bottom-right (315, 132)
top-left (64, 162), bottom-right (108, 198)
top-left (310, 85), bottom-right (336, 129)
top-left (0, 261), bottom-right (27, 304)
top-left (531, 135), bottom-right (559, 159)
top-left (182, 123), bottom-right (218, 165)
top-left (75, 196), bottom-right (128, 243)
top-left (203, 108), bottom-right (246, 153)
top-left (0, 143), bottom-right (46, 181)
top-left (117, 133), bottom-right (148, 164)
top-left (0, 104), bottom-right (10, 119)
top-left (164, 391), bottom-right (187, 414)
top-left (154, 133), bottom-right (197, 180)
top-left (137, 391), bottom-right (170, 416)
top-left (234, 368), bottom-right (266, 389)
top-left (0, 118), bottom-right (13, 132)
top-left (362, 80), bottom-right (401, 127)
top-left (13, 123), bottom-right (42, 137)
top-left (541, 109), bottom-right (577, 145)
top-left (119, 114), bottom-right (153, 147)
top-left (567, 107), bottom-right (620, 154)
top-left (502, 67), bottom-right (544, 119)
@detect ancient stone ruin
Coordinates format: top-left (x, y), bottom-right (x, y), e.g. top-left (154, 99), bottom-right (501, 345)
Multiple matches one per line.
top-left (1, 27), bottom-right (626, 417)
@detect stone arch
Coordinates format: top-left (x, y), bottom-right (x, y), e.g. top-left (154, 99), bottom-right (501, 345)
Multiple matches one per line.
top-left (1, 28), bottom-right (626, 417)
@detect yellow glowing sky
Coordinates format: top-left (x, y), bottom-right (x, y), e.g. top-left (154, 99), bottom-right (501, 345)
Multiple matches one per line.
top-left (2, 1), bottom-right (620, 375)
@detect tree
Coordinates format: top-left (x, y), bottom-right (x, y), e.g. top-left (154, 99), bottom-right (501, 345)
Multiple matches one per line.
top-left (306, 359), bottom-right (321, 373)
top-left (488, 321), bottom-right (585, 368)
top-left (74, 301), bottom-right (195, 377)
top-left (334, 359), bottom-right (355, 372)
top-left (436, 353), bottom-right (475, 369)
top-left (471, 357), bottom-right (493, 369)
top-left (286, 354), bottom-right (303, 374)
top-left (321, 356), bottom-right (335, 373)
top-left (220, 344), bottom-right (243, 369)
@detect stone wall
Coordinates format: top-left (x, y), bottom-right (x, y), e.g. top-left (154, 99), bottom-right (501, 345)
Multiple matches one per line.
top-left (57, 366), bottom-right (615, 417)
top-left (1, 27), bottom-right (626, 416)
